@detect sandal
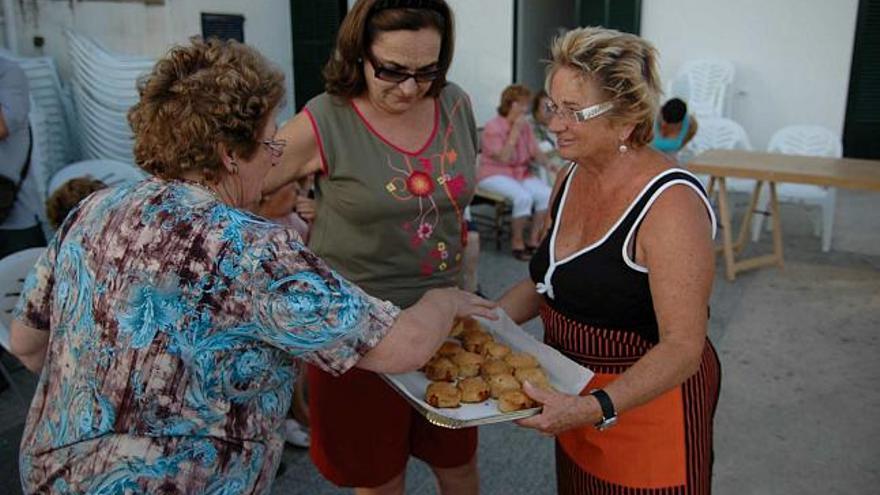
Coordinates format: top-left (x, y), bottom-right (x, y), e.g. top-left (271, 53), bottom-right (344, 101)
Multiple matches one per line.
top-left (512, 248), bottom-right (531, 261)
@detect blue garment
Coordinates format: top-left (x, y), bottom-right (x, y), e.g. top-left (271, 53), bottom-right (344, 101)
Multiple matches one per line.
top-left (14, 178), bottom-right (399, 494)
top-left (651, 116), bottom-right (691, 153)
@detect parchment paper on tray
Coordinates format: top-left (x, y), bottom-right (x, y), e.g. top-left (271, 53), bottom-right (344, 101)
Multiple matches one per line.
top-left (382, 309), bottom-right (594, 429)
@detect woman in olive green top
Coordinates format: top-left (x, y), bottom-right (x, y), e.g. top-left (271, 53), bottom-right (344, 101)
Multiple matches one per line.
top-left (265, 1), bottom-right (480, 494)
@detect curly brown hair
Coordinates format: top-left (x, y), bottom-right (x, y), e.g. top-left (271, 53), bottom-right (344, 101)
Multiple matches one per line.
top-left (128, 38), bottom-right (285, 182)
top-left (323, 0), bottom-right (454, 99)
top-left (497, 84), bottom-right (532, 117)
top-left (45, 177), bottom-right (106, 230)
top-left (549, 27), bottom-right (661, 148)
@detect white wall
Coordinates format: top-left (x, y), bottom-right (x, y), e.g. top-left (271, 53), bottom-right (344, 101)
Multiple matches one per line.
top-left (10, 0), bottom-right (295, 121)
top-left (641, 0), bottom-right (858, 150)
top-left (446, 0), bottom-right (514, 126)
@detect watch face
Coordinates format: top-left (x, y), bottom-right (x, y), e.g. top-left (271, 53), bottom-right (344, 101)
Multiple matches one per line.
top-left (596, 416), bottom-right (618, 431)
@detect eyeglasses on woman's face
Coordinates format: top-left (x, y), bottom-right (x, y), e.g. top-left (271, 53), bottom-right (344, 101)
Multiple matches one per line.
top-left (543, 99), bottom-right (614, 123)
top-left (367, 54), bottom-right (443, 85)
top-left (261, 138), bottom-right (287, 158)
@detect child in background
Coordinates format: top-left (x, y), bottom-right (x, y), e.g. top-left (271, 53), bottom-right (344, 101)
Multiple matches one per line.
top-left (45, 177), bottom-right (107, 230)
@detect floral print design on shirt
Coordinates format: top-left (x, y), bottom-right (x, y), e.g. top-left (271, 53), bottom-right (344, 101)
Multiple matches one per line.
top-left (382, 97), bottom-right (471, 277)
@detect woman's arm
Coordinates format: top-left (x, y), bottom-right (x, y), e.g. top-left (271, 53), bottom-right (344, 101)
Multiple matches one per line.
top-left (485, 118), bottom-right (524, 164)
top-left (10, 320), bottom-right (50, 373)
top-left (357, 288), bottom-right (497, 373)
top-left (262, 111), bottom-right (325, 194)
top-left (518, 186), bottom-right (714, 434)
top-left (498, 278), bottom-right (543, 325)
top-left (682, 115), bottom-right (699, 149)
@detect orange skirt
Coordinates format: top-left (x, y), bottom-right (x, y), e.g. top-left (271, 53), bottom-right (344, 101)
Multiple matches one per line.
top-left (541, 305), bottom-right (721, 494)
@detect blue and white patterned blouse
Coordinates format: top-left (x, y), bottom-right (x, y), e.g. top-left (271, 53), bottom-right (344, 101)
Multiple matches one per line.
top-left (14, 177), bottom-right (399, 494)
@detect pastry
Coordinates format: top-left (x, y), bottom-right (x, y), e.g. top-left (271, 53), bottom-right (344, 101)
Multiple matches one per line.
top-left (458, 376), bottom-right (491, 403)
top-left (513, 367), bottom-right (549, 387)
top-left (426, 381), bottom-right (461, 408)
top-left (487, 373), bottom-right (521, 399)
top-left (424, 357), bottom-right (458, 382)
top-left (504, 352), bottom-right (540, 370)
top-left (450, 318), bottom-right (466, 338)
top-left (462, 330), bottom-right (494, 354)
top-left (497, 390), bottom-right (537, 413)
top-left (436, 340), bottom-right (464, 358)
top-left (482, 342), bottom-right (511, 360)
top-left (481, 358), bottom-right (513, 377)
top-left (451, 351), bottom-right (484, 378)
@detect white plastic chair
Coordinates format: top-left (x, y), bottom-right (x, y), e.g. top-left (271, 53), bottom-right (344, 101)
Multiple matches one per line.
top-left (668, 59), bottom-right (735, 118)
top-left (0, 247), bottom-right (46, 405)
top-left (752, 126), bottom-right (842, 252)
top-left (48, 159), bottom-right (146, 196)
top-left (684, 117), bottom-right (755, 194)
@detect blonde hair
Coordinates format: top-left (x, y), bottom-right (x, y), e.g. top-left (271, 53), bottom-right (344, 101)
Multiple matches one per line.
top-left (548, 27), bottom-right (661, 147)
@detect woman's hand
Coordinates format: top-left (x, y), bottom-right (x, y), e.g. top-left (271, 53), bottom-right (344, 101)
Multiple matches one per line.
top-left (515, 382), bottom-right (602, 436)
top-left (436, 287), bottom-right (498, 321)
top-left (295, 195), bottom-right (317, 222)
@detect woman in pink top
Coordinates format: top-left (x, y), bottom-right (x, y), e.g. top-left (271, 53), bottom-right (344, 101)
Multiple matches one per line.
top-left (479, 84), bottom-right (553, 260)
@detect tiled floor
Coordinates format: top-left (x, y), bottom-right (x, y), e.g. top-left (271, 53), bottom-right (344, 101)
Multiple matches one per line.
top-left (2, 189), bottom-right (878, 494)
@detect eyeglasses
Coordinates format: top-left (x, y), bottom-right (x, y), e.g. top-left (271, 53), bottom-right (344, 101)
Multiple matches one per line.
top-left (367, 54), bottom-right (443, 84)
top-left (261, 138), bottom-right (287, 158)
top-left (544, 100), bottom-right (614, 123)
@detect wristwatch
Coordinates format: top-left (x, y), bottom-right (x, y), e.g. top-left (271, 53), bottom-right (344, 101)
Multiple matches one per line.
top-left (589, 389), bottom-right (618, 431)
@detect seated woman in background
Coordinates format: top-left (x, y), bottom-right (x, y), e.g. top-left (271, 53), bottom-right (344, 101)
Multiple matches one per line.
top-left (44, 177), bottom-right (107, 230)
top-left (529, 89), bottom-right (565, 186)
top-left (650, 97), bottom-right (698, 160)
top-left (479, 84), bottom-right (553, 261)
top-left (10, 37), bottom-right (494, 494)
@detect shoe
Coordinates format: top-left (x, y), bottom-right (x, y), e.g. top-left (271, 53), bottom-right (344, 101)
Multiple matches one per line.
top-left (283, 418), bottom-right (310, 448)
top-left (512, 248), bottom-right (531, 261)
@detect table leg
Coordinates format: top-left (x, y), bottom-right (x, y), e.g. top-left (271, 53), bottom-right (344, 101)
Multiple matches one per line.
top-left (734, 180), bottom-right (764, 254)
top-left (769, 182), bottom-right (785, 269)
top-left (715, 177), bottom-right (737, 281)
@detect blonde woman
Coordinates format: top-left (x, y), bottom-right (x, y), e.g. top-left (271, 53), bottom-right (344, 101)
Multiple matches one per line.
top-left (500, 27), bottom-right (720, 494)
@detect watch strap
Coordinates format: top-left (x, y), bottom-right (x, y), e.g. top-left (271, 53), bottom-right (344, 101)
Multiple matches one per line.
top-left (589, 389), bottom-right (616, 423)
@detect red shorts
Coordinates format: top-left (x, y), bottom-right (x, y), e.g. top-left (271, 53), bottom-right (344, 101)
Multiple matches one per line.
top-left (308, 364), bottom-right (478, 488)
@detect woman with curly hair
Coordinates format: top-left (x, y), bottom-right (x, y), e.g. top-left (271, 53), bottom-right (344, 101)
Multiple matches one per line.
top-left (9, 37), bottom-right (494, 494)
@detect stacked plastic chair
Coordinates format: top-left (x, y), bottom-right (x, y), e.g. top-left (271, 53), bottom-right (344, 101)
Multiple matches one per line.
top-left (65, 30), bottom-right (154, 164)
top-left (0, 50), bottom-right (78, 178)
top-left (668, 59), bottom-right (735, 119)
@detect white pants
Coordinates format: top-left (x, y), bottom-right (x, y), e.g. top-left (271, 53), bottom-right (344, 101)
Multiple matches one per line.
top-left (477, 175), bottom-right (551, 218)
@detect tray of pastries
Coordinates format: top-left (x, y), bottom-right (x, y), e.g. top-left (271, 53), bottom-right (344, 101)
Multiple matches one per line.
top-left (382, 310), bottom-right (594, 429)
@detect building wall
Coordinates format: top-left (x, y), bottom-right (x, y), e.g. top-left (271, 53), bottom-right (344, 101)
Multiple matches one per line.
top-left (446, 0), bottom-right (514, 126)
top-left (641, 0), bottom-right (859, 150)
top-left (9, 0), bottom-right (295, 121)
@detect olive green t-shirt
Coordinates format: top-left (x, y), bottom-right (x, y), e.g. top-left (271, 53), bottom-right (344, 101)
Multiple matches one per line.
top-left (304, 83), bottom-right (478, 308)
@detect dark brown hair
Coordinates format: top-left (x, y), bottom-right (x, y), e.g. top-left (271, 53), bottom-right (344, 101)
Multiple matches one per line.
top-left (128, 38), bottom-right (285, 181)
top-left (497, 84), bottom-right (532, 117)
top-left (323, 0), bottom-right (454, 99)
top-left (45, 178), bottom-right (106, 230)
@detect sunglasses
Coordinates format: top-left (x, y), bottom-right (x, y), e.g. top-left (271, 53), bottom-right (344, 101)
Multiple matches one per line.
top-left (367, 54), bottom-right (443, 84)
top-left (544, 100), bottom-right (614, 123)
